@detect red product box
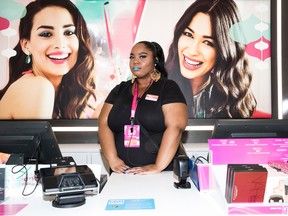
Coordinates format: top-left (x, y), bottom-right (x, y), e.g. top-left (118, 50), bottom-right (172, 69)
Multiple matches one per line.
top-left (227, 164), bottom-right (268, 203)
top-left (225, 164), bottom-right (261, 202)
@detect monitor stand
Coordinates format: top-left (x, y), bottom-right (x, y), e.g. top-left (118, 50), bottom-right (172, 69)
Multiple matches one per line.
top-left (6, 154), bottom-right (24, 165)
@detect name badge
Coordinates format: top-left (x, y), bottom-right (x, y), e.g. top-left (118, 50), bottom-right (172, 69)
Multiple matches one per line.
top-left (145, 94), bottom-right (158, 101)
top-left (124, 125), bottom-right (140, 148)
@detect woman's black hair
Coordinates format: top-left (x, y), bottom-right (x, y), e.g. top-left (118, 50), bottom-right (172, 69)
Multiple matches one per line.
top-left (135, 41), bottom-right (168, 78)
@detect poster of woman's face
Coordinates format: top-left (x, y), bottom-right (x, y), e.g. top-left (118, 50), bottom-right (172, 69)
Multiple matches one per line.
top-left (0, 0), bottom-right (272, 119)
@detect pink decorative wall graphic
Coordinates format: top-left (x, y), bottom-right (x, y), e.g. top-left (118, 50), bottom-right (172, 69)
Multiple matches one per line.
top-left (0, 0), bottom-right (272, 119)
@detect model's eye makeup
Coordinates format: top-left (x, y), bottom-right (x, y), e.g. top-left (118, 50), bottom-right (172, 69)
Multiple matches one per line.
top-left (64, 29), bottom-right (76, 36)
top-left (139, 54), bottom-right (147, 59)
top-left (63, 25), bottom-right (76, 36)
top-left (183, 31), bottom-right (193, 38)
top-left (203, 40), bottom-right (215, 47)
top-left (183, 26), bottom-right (215, 47)
top-left (36, 25), bottom-right (76, 37)
top-left (39, 31), bottom-right (52, 37)
top-left (183, 26), bottom-right (194, 38)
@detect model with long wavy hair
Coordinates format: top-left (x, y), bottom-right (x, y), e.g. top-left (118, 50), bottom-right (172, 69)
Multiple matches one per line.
top-left (0, 0), bottom-right (96, 119)
top-left (166, 0), bottom-right (257, 118)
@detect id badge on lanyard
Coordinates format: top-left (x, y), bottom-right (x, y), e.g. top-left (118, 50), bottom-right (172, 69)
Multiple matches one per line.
top-left (124, 124), bottom-right (140, 148)
top-left (124, 81), bottom-right (142, 148)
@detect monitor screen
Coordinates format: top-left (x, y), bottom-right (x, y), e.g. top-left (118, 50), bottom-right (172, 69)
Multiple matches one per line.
top-left (211, 119), bottom-right (288, 139)
top-left (0, 120), bottom-right (62, 164)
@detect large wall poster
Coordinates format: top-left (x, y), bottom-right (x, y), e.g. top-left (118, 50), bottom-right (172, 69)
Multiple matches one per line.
top-left (282, 0), bottom-right (288, 119)
top-left (0, 0), bottom-right (272, 120)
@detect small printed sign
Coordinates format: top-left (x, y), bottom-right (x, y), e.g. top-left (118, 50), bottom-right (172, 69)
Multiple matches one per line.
top-left (105, 199), bottom-right (155, 210)
top-left (209, 138), bottom-right (288, 165)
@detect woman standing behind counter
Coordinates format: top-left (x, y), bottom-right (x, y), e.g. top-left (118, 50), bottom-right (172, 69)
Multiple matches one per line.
top-left (98, 41), bottom-right (187, 175)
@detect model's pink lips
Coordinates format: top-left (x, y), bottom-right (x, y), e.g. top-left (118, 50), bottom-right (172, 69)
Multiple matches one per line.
top-left (182, 54), bottom-right (203, 70)
top-left (47, 52), bottom-right (70, 64)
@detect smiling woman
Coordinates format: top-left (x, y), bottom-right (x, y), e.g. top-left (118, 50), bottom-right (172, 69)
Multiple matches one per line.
top-left (166, 0), bottom-right (271, 119)
top-left (0, 0), bottom-right (98, 119)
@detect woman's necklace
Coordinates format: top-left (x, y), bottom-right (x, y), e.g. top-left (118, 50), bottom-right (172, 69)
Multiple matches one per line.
top-left (136, 79), bottom-right (153, 100)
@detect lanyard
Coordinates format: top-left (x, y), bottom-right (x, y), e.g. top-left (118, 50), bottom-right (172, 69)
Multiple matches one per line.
top-left (130, 80), bottom-right (152, 125)
top-left (131, 82), bottom-right (139, 119)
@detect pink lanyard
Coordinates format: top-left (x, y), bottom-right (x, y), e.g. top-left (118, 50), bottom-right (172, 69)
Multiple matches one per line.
top-left (130, 80), bottom-right (152, 125)
top-left (131, 82), bottom-right (139, 120)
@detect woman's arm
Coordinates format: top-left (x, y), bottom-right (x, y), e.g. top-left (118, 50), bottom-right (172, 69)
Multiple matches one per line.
top-left (156, 102), bottom-right (188, 170)
top-left (128, 102), bottom-right (188, 175)
top-left (0, 76), bottom-right (54, 119)
top-left (98, 102), bottom-right (130, 173)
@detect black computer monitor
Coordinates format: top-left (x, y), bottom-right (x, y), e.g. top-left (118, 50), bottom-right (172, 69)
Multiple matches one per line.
top-left (0, 120), bottom-right (62, 165)
top-left (211, 119), bottom-right (288, 139)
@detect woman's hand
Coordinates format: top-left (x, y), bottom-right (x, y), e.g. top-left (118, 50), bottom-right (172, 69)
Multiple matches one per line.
top-left (126, 164), bottom-right (161, 175)
top-left (109, 158), bottom-right (130, 174)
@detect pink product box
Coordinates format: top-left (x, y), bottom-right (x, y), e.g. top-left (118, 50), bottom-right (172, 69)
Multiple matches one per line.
top-left (228, 204), bottom-right (288, 215)
top-left (190, 163), bottom-right (211, 191)
top-left (198, 164), bottom-right (210, 190)
top-left (208, 138), bottom-right (288, 165)
top-left (268, 160), bottom-right (288, 175)
top-left (263, 165), bottom-right (288, 204)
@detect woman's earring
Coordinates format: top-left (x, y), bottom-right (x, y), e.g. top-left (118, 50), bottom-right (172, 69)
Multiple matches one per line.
top-left (25, 52), bottom-right (31, 64)
top-left (150, 67), bottom-right (161, 82)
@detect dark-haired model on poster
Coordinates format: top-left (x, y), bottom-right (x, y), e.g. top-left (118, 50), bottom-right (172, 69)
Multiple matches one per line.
top-left (166, 0), bottom-right (271, 119)
top-left (0, 0), bottom-right (100, 119)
